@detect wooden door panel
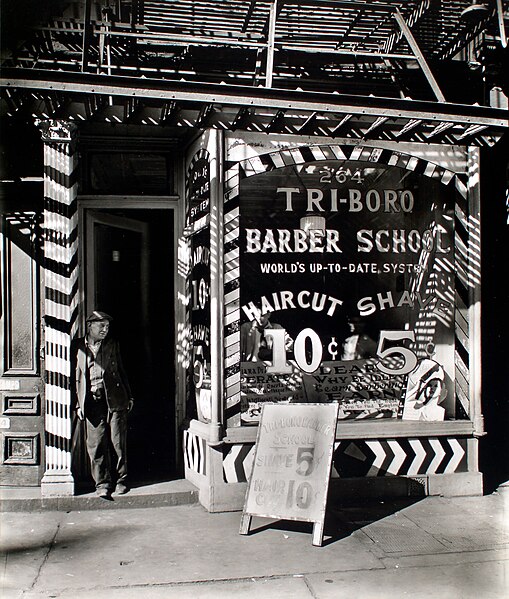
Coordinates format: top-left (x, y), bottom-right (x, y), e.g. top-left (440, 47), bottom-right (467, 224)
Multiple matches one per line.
top-left (0, 211), bottom-right (44, 486)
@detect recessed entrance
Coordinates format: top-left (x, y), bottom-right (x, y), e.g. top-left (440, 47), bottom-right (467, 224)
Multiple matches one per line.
top-left (80, 206), bottom-right (179, 487)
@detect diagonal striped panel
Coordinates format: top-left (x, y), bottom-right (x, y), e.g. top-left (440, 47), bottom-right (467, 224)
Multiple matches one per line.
top-left (454, 166), bottom-right (476, 420)
top-left (444, 438), bottom-right (466, 474)
top-left (366, 440), bottom-right (388, 476)
top-left (224, 142), bottom-right (466, 428)
top-left (222, 443), bottom-right (255, 483)
top-left (386, 439), bottom-right (407, 475)
top-left (222, 437), bottom-right (467, 483)
top-left (428, 438), bottom-right (447, 474)
top-left (333, 438), bottom-right (467, 477)
top-left (407, 439), bottom-right (428, 475)
top-left (183, 429), bottom-right (207, 476)
top-left (224, 161), bottom-right (242, 427)
top-left (40, 121), bottom-right (80, 481)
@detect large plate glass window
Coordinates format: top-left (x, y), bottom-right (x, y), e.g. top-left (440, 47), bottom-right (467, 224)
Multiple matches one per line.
top-left (239, 159), bottom-right (457, 425)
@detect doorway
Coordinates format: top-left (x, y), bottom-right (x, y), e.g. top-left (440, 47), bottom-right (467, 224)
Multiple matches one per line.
top-left (83, 206), bottom-right (178, 485)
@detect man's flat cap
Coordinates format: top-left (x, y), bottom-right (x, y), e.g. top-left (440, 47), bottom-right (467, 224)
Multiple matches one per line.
top-left (86, 310), bottom-right (113, 323)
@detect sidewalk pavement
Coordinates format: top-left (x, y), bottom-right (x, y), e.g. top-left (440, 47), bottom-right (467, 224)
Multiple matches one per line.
top-left (1, 484), bottom-right (508, 599)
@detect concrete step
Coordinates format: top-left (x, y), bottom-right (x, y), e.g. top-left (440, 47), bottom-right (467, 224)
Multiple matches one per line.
top-left (0, 479), bottom-right (199, 512)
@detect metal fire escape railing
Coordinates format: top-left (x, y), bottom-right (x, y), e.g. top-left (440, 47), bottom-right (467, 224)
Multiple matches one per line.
top-left (5, 1), bottom-right (506, 98)
top-left (1, 0), bottom-right (508, 146)
top-left (260, 1), bottom-right (445, 101)
top-left (79, 1), bottom-right (446, 96)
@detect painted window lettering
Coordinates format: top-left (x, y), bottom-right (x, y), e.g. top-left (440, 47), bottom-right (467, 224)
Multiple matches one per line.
top-left (318, 167), bottom-right (365, 185)
top-left (240, 158), bottom-right (455, 426)
top-left (245, 228), bottom-right (342, 253)
top-left (242, 292), bottom-right (343, 319)
top-left (191, 278), bottom-right (209, 309)
top-left (357, 228), bottom-right (451, 253)
top-left (375, 330), bottom-right (418, 376)
top-left (245, 227), bottom-right (450, 254)
top-left (266, 327), bottom-right (323, 374)
top-left (260, 324), bottom-right (420, 379)
top-left (278, 186), bottom-right (414, 213)
top-left (357, 290), bottom-right (452, 317)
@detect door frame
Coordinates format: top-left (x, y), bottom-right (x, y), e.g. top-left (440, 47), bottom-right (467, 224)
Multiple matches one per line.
top-left (85, 209), bottom-right (150, 321)
top-left (78, 195), bottom-right (185, 471)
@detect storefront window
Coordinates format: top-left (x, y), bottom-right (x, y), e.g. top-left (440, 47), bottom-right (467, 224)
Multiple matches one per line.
top-left (239, 159), bottom-right (459, 425)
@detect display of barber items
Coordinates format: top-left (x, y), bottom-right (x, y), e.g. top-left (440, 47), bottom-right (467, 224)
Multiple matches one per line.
top-left (239, 159), bottom-right (457, 425)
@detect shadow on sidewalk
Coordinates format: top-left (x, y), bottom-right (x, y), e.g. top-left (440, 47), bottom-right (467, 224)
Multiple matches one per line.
top-left (244, 497), bottom-right (424, 547)
top-left (1, 521), bottom-right (145, 556)
top-left (73, 474), bottom-right (182, 496)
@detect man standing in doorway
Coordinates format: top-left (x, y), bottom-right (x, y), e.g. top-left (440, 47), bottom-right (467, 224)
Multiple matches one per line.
top-left (72, 311), bottom-right (134, 499)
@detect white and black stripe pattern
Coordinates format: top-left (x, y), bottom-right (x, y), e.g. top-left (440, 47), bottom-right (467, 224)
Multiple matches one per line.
top-left (224, 161), bottom-right (242, 427)
top-left (333, 437), bottom-right (467, 477)
top-left (222, 443), bottom-right (255, 483)
top-left (223, 143), bottom-right (466, 426)
top-left (454, 166), bottom-right (474, 420)
top-left (222, 437), bottom-right (467, 483)
top-left (183, 429), bottom-right (207, 476)
top-left (41, 123), bottom-right (80, 478)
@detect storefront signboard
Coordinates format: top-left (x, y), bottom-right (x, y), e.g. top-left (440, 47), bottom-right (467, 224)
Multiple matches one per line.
top-left (239, 402), bottom-right (339, 546)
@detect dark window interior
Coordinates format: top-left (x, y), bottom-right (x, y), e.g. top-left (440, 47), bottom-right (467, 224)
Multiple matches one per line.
top-left (87, 152), bottom-right (174, 195)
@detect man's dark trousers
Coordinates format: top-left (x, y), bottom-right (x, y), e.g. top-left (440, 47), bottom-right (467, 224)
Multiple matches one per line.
top-left (85, 393), bottom-right (128, 490)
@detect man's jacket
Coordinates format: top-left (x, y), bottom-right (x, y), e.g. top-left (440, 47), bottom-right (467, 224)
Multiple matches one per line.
top-left (71, 336), bottom-right (132, 413)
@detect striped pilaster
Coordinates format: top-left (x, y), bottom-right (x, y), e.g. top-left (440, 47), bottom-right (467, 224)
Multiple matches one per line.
top-left (454, 169), bottom-right (472, 420)
top-left (38, 120), bottom-right (79, 496)
top-left (461, 147), bottom-right (482, 432)
top-left (224, 162), bottom-right (241, 427)
top-left (224, 142), bottom-right (468, 428)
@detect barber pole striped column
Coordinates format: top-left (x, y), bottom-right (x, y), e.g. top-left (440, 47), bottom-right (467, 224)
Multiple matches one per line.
top-left (224, 163), bottom-right (241, 427)
top-left (38, 120), bottom-right (80, 496)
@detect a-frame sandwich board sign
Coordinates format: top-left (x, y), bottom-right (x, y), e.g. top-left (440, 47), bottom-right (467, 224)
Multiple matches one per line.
top-left (239, 402), bottom-right (339, 547)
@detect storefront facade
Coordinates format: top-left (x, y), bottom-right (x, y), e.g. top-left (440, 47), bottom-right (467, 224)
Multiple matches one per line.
top-left (183, 130), bottom-right (492, 511)
top-left (0, 116), bottom-right (505, 508)
top-left (1, 1), bottom-right (508, 508)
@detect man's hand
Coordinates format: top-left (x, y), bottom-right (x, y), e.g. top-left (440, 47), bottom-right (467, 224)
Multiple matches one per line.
top-left (77, 407), bottom-right (84, 421)
top-left (128, 399), bottom-right (134, 413)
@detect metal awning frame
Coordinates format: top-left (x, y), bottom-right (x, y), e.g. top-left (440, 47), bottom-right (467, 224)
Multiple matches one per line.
top-left (2, 67), bottom-right (507, 146)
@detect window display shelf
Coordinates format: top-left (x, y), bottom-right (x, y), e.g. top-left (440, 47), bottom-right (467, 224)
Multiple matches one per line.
top-left (224, 419), bottom-right (475, 444)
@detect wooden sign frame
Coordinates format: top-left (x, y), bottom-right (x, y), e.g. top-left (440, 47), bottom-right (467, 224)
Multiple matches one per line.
top-left (239, 403), bottom-right (339, 547)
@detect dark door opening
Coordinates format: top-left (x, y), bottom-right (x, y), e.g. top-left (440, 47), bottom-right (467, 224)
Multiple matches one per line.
top-left (84, 208), bottom-right (177, 485)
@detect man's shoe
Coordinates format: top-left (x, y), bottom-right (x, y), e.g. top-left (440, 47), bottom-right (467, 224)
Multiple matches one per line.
top-left (96, 487), bottom-right (111, 499)
top-left (115, 482), bottom-right (129, 495)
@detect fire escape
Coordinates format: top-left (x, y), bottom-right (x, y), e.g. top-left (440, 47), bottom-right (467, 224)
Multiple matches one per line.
top-left (1, 0), bottom-right (508, 145)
